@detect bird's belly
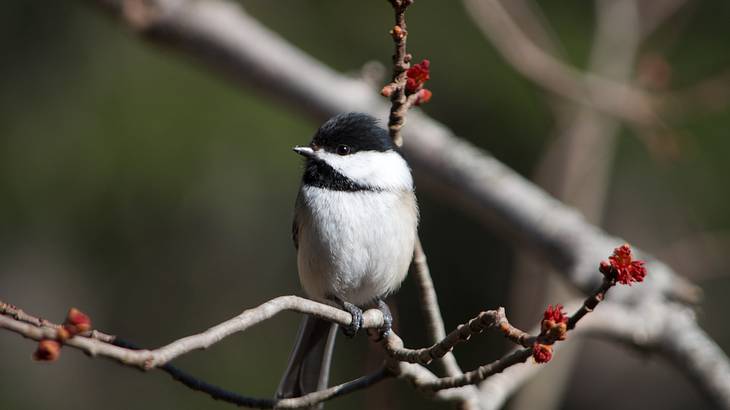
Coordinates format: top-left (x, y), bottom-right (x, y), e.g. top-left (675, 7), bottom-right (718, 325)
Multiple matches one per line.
top-left (296, 187), bottom-right (418, 306)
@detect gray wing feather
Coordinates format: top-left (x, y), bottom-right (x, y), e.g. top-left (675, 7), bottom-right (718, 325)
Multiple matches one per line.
top-left (292, 191), bottom-right (303, 250)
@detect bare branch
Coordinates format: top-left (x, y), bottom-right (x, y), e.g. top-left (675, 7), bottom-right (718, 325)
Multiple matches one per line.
top-left (638, 0), bottom-right (690, 39)
top-left (384, 308), bottom-right (516, 366)
top-left (664, 68), bottom-right (730, 117)
top-left (0, 297), bottom-right (524, 408)
top-left (462, 0), bottom-right (658, 126)
top-left (1, 296), bottom-right (384, 370)
top-left (410, 241), bottom-right (477, 410)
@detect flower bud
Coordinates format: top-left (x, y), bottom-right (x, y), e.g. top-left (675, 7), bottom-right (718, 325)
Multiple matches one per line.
top-left (33, 339), bottom-right (61, 362)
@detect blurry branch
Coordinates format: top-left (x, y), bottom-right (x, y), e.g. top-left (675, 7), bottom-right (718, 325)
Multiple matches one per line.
top-left (506, 1), bottom-right (642, 407)
top-left (492, 0), bottom-right (565, 56)
top-left (477, 299), bottom-right (730, 410)
top-left (638, 0), bottom-right (690, 39)
top-left (664, 68), bottom-right (730, 117)
top-left (69, 0), bottom-right (726, 407)
top-left (471, 1), bottom-right (699, 407)
top-left (461, 0), bottom-right (658, 127)
top-left (657, 231), bottom-right (730, 281)
top-left (94, 0), bottom-right (694, 301)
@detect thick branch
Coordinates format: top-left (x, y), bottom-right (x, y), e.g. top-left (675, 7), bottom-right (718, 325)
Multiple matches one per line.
top-left (91, 0), bottom-right (693, 304)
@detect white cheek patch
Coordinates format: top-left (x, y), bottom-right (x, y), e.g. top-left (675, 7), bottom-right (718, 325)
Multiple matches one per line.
top-left (316, 150), bottom-right (413, 191)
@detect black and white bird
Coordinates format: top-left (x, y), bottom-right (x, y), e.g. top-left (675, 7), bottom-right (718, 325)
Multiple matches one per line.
top-left (276, 112), bottom-right (419, 402)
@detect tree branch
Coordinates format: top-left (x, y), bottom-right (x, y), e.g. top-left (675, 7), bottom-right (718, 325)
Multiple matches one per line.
top-left (1, 296), bottom-right (385, 370)
top-left (0, 295), bottom-right (547, 408)
top-left (461, 0), bottom-right (659, 126)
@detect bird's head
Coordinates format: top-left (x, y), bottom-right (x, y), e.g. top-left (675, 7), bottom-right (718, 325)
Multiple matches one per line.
top-left (294, 113), bottom-right (413, 192)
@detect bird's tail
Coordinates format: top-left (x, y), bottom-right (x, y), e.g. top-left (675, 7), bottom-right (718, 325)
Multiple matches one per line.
top-left (276, 315), bottom-right (338, 407)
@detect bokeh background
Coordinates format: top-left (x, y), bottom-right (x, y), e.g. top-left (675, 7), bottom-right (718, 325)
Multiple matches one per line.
top-left (1, 1), bottom-right (729, 409)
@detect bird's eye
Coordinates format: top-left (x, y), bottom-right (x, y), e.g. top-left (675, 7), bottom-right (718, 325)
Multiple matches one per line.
top-left (336, 145), bottom-right (351, 156)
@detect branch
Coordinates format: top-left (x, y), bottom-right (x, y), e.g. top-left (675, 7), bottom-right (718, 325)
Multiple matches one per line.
top-left (383, 308), bottom-right (518, 366)
top-left (461, 0), bottom-right (659, 126)
top-left (0, 297), bottom-right (397, 409)
top-left (3, 245), bottom-right (705, 408)
top-left (1, 296), bottom-right (384, 370)
top-left (0, 296), bottom-right (544, 408)
top-left (387, 272), bottom-right (626, 393)
top-left (411, 239), bottom-right (467, 378)
top-left (89, 0), bottom-right (693, 304)
top-left (385, 0), bottom-right (412, 147)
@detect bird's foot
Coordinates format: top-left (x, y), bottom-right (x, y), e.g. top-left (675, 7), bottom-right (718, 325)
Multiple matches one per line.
top-left (375, 299), bottom-right (393, 340)
top-left (339, 300), bottom-right (363, 338)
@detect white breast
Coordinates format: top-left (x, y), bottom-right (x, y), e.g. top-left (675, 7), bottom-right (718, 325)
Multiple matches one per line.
top-left (296, 186), bottom-right (418, 306)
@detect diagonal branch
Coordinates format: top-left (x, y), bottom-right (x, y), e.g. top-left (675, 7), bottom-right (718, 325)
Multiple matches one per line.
top-left (90, 0), bottom-right (694, 304)
top-left (461, 0), bottom-right (659, 126)
top-left (411, 239), bottom-right (467, 378)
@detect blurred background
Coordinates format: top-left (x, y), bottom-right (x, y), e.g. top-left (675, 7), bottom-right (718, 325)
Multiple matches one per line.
top-left (1, 1), bottom-right (729, 409)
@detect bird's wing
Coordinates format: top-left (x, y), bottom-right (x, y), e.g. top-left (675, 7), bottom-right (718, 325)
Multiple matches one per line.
top-left (292, 190), bottom-right (303, 250)
top-left (292, 216), bottom-right (300, 250)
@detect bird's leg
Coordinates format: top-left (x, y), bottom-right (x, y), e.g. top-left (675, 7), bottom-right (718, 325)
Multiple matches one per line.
top-left (333, 298), bottom-right (363, 338)
top-left (375, 298), bottom-right (393, 339)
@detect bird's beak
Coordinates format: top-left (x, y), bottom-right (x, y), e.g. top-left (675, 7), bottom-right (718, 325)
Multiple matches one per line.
top-left (293, 146), bottom-right (316, 158)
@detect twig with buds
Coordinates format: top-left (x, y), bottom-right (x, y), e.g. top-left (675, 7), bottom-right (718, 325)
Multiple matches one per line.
top-left (0, 244), bottom-right (648, 407)
top-left (381, 0), bottom-right (432, 146)
top-left (389, 244), bottom-right (649, 391)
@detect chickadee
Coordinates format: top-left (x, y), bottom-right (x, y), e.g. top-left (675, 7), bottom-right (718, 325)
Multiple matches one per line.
top-left (276, 112), bottom-right (419, 402)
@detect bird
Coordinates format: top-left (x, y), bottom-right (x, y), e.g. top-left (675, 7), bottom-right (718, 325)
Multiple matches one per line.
top-left (276, 112), bottom-right (419, 403)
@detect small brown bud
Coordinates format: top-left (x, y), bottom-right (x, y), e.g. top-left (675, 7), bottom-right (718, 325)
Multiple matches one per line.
top-left (33, 339), bottom-right (61, 362)
top-left (390, 25), bottom-right (406, 40)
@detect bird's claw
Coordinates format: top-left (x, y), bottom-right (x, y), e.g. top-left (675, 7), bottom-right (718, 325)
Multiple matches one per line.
top-left (340, 301), bottom-right (363, 338)
top-left (375, 299), bottom-right (393, 340)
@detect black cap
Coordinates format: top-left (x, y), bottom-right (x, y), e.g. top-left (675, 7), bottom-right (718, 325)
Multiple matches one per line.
top-left (310, 113), bottom-right (396, 154)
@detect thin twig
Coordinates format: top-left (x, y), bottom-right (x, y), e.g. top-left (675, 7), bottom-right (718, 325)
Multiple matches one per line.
top-left (0, 296), bottom-right (385, 370)
top-left (411, 239), bottom-right (469, 380)
top-left (385, 0), bottom-right (414, 147)
top-left (382, 2), bottom-right (477, 406)
top-left (383, 309), bottom-right (504, 365)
